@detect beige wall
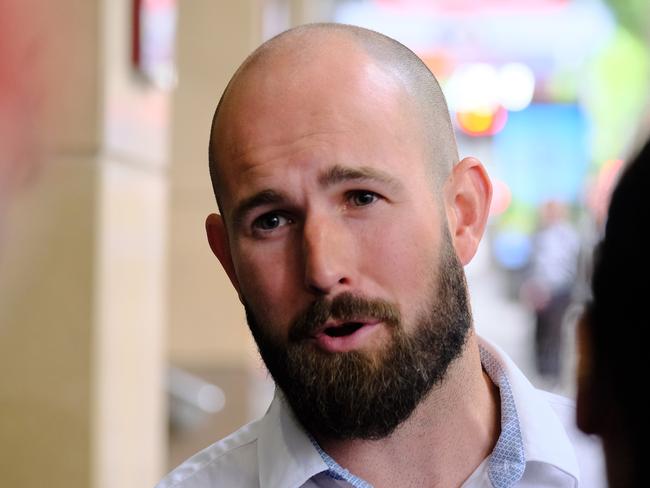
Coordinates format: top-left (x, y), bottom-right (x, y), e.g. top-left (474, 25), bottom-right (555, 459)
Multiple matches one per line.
top-left (1, 0), bottom-right (166, 487)
top-left (93, 0), bottom-right (168, 483)
top-left (0, 1), bottom-right (100, 486)
top-left (0, 155), bottom-right (96, 487)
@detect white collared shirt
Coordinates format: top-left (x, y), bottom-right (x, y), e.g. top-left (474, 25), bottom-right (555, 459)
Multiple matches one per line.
top-left (155, 337), bottom-right (606, 488)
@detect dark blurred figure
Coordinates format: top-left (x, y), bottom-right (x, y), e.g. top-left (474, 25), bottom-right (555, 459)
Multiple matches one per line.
top-left (577, 138), bottom-right (650, 488)
top-left (521, 200), bottom-right (580, 383)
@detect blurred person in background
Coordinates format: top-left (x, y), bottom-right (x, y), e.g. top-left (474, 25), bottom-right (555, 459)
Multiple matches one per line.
top-left (520, 201), bottom-right (580, 385)
top-left (577, 138), bottom-right (649, 488)
top-left (157, 24), bottom-right (605, 488)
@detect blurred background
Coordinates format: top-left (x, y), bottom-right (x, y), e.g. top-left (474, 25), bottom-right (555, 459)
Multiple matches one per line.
top-left (1, 0), bottom-right (648, 487)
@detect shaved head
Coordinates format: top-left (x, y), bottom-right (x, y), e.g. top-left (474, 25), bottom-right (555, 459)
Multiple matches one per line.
top-left (202, 22), bottom-right (494, 448)
top-left (208, 23), bottom-right (458, 210)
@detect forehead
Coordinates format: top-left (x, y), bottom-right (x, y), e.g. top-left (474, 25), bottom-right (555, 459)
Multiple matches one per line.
top-left (212, 41), bottom-right (428, 211)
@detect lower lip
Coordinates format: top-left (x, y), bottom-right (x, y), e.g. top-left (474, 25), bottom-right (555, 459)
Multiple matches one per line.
top-left (313, 322), bottom-right (381, 353)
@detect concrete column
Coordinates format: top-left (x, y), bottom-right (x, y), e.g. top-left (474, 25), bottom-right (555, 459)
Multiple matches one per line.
top-left (0, 0), bottom-right (167, 487)
top-left (92, 0), bottom-right (168, 485)
top-left (0, 1), bottom-right (100, 485)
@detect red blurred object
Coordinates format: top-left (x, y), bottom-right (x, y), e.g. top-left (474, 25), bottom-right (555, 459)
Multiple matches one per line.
top-left (0, 0), bottom-right (47, 202)
top-left (130, 0), bottom-right (177, 86)
top-left (132, 0), bottom-right (142, 68)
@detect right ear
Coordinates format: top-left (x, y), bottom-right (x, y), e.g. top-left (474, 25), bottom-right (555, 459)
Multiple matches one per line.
top-left (206, 213), bottom-right (242, 297)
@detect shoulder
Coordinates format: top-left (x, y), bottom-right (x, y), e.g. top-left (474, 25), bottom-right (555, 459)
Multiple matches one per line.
top-left (154, 419), bottom-right (263, 488)
top-left (539, 390), bottom-right (607, 487)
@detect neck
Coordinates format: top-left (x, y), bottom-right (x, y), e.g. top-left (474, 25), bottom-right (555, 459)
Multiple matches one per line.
top-left (315, 332), bottom-right (500, 488)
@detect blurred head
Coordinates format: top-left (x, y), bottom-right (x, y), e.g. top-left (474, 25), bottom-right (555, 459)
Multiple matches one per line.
top-left (577, 138), bottom-right (649, 487)
top-left (539, 200), bottom-right (569, 227)
top-left (205, 24), bottom-right (492, 440)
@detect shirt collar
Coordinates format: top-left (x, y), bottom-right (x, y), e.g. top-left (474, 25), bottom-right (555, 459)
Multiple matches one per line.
top-left (479, 337), bottom-right (581, 484)
top-left (256, 390), bottom-right (328, 488)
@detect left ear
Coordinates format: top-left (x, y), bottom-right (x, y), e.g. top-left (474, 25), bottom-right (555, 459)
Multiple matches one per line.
top-left (444, 157), bottom-right (492, 265)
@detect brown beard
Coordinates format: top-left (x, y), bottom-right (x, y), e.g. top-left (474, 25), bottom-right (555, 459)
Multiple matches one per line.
top-left (243, 231), bottom-right (472, 441)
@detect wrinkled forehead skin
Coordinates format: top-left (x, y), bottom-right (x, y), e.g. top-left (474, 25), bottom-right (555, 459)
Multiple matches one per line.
top-left (210, 26), bottom-right (452, 221)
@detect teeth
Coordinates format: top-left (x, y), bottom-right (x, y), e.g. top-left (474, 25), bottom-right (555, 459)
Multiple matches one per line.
top-left (324, 322), bottom-right (363, 337)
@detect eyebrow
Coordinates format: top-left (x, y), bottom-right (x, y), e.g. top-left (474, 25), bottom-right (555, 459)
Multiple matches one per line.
top-left (318, 164), bottom-right (403, 191)
top-left (231, 189), bottom-right (287, 229)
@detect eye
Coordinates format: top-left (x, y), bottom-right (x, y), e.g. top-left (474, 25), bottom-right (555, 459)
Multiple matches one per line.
top-left (252, 212), bottom-right (292, 232)
top-left (348, 190), bottom-right (379, 207)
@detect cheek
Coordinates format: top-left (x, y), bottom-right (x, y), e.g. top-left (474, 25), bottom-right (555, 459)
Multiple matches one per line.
top-left (234, 240), bottom-right (304, 323)
top-left (357, 215), bottom-right (440, 297)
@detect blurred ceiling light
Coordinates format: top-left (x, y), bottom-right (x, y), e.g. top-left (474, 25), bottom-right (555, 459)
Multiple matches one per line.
top-left (447, 62), bottom-right (535, 114)
top-left (457, 110), bottom-right (494, 133)
top-left (457, 105), bottom-right (508, 137)
top-left (447, 63), bottom-right (500, 113)
top-left (197, 385), bottom-right (226, 414)
top-left (498, 62), bottom-right (535, 111)
top-left (168, 366), bottom-right (226, 414)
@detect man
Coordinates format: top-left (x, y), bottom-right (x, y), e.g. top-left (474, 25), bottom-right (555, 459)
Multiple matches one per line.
top-left (157, 24), bottom-right (604, 487)
top-left (577, 138), bottom-right (649, 487)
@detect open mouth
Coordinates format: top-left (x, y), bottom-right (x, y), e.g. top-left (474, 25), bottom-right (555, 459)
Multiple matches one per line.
top-left (314, 320), bottom-right (381, 353)
top-left (323, 322), bottom-right (365, 337)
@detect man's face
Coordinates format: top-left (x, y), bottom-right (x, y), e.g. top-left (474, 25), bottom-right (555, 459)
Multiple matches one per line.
top-left (244, 230), bottom-right (471, 440)
top-left (211, 44), bottom-right (472, 439)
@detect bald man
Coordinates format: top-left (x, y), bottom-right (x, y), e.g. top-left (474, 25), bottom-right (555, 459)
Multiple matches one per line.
top-left (157, 24), bottom-right (604, 488)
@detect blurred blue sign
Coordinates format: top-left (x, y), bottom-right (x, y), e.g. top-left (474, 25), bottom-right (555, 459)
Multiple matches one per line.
top-left (493, 103), bottom-right (588, 205)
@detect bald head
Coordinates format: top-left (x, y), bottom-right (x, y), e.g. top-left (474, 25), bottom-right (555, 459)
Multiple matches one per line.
top-left (209, 23), bottom-right (459, 209)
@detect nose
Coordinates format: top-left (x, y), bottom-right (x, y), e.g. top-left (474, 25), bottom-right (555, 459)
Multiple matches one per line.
top-left (302, 214), bottom-right (351, 295)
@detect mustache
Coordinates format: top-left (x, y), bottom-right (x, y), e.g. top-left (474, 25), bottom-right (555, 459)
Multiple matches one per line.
top-left (289, 292), bottom-right (401, 342)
